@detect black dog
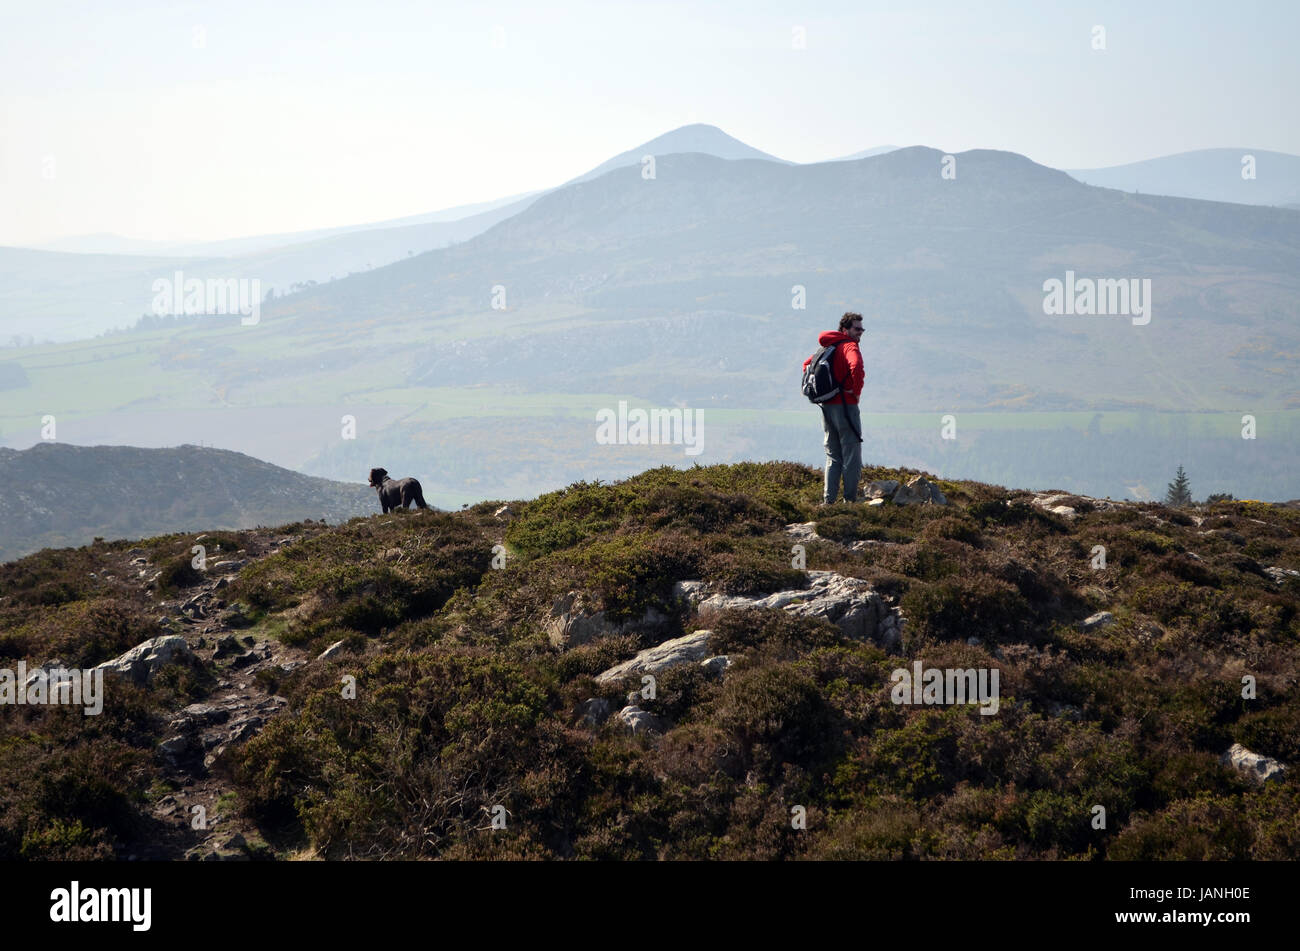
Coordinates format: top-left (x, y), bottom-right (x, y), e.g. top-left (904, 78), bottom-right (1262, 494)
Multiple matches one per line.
top-left (368, 467), bottom-right (429, 513)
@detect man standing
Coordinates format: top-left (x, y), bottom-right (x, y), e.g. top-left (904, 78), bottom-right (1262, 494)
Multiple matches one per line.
top-left (804, 312), bottom-right (865, 503)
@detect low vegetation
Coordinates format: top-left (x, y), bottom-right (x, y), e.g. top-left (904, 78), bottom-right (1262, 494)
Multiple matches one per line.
top-left (1, 463), bottom-right (1297, 859)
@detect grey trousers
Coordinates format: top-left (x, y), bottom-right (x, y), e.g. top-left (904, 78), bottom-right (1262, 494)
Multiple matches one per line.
top-left (822, 402), bottom-right (862, 503)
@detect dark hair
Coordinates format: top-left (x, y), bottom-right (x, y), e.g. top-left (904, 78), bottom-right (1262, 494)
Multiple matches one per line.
top-left (838, 312), bottom-right (863, 332)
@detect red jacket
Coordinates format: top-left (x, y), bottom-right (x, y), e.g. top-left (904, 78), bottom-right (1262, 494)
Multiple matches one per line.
top-left (803, 330), bottom-right (864, 405)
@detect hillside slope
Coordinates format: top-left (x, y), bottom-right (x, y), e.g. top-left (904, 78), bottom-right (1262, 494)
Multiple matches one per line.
top-left (1, 461), bottom-right (1296, 860)
top-left (0, 443), bottom-right (376, 561)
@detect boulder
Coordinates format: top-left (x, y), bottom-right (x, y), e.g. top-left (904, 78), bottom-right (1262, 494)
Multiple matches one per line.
top-left (1078, 611), bottom-right (1116, 633)
top-left (618, 705), bottom-right (665, 736)
top-left (168, 703), bottom-right (230, 732)
top-left (158, 734), bottom-right (196, 764)
top-left (596, 631), bottom-right (712, 683)
top-left (577, 697), bottom-right (614, 727)
top-left (865, 480), bottom-right (899, 499)
top-left (213, 635), bottom-right (241, 659)
top-left (672, 580), bottom-right (710, 607)
top-left (700, 655), bottom-right (733, 677)
top-left (545, 591), bottom-right (670, 650)
top-left (697, 570), bottom-right (894, 648)
top-left (892, 476), bottom-right (948, 506)
top-left (94, 635), bottom-right (196, 685)
top-left (1221, 743), bottom-right (1287, 785)
top-left (1264, 566), bottom-right (1300, 584)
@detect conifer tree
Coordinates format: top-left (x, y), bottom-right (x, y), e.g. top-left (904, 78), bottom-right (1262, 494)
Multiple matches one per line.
top-left (1165, 465), bottom-right (1193, 507)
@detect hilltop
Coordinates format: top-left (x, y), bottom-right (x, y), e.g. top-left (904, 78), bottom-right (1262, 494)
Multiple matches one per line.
top-left (0, 443), bottom-right (376, 562)
top-left (0, 461), bottom-right (1296, 860)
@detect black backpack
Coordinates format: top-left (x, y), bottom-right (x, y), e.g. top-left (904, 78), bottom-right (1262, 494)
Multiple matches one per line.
top-left (802, 341), bottom-right (863, 442)
top-left (802, 342), bottom-right (847, 404)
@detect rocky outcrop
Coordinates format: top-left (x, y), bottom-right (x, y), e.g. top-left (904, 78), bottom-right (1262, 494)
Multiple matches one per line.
top-left (1031, 492), bottom-right (1127, 518)
top-left (1221, 743), bottom-right (1287, 785)
top-left (694, 570), bottom-right (899, 650)
top-left (160, 694), bottom-right (289, 770)
top-left (546, 591), bottom-right (672, 650)
top-left (891, 476), bottom-right (948, 506)
top-left (95, 635), bottom-right (197, 685)
top-left (595, 631), bottom-right (713, 683)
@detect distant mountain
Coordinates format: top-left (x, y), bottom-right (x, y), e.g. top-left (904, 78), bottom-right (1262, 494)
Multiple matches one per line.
top-left (7, 145), bottom-right (1299, 503)
top-left (1067, 148), bottom-right (1300, 207)
top-left (35, 191), bottom-right (546, 258)
top-left (828, 145), bottom-right (899, 161)
top-left (0, 443), bottom-right (375, 561)
top-left (10, 124), bottom-right (790, 342)
top-left (566, 123), bottom-right (790, 184)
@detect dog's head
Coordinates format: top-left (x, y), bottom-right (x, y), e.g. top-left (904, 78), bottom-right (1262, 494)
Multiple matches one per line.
top-left (368, 467), bottom-right (388, 488)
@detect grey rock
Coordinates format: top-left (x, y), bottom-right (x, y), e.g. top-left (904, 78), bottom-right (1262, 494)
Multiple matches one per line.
top-left (94, 635), bottom-right (196, 685)
top-left (170, 703), bottom-right (230, 731)
top-left (1078, 611), bottom-right (1116, 632)
top-left (317, 639), bottom-right (346, 661)
top-left (1264, 566), bottom-right (1300, 584)
top-left (229, 649), bottom-right (259, 670)
top-left (671, 580), bottom-right (710, 606)
top-left (596, 631), bottom-right (712, 683)
top-left (494, 504), bottom-right (515, 519)
top-left (213, 635), bottom-right (241, 659)
top-left (213, 559), bottom-right (247, 571)
top-left (785, 522), bottom-right (820, 544)
top-left (618, 705), bottom-right (665, 736)
top-left (1222, 743), bottom-right (1287, 785)
top-left (892, 476), bottom-right (948, 506)
top-left (545, 591), bottom-right (670, 650)
top-left (577, 697), bottom-right (613, 727)
top-left (698, 570), bottom-right (891, 647)
top-left (865, 479), bottom-right (899, 499)
top-left (158, 734), bottom-right (195, 761)
top-left (700, 655), bottom-right (733, 677)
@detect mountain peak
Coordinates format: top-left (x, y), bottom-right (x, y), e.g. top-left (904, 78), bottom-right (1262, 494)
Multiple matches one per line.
top-left (567, 123), bottom-right (789, 185)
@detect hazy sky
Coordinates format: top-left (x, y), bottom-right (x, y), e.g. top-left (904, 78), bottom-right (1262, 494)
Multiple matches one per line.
top-left (2, 0), bottom-right (1295, 245)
